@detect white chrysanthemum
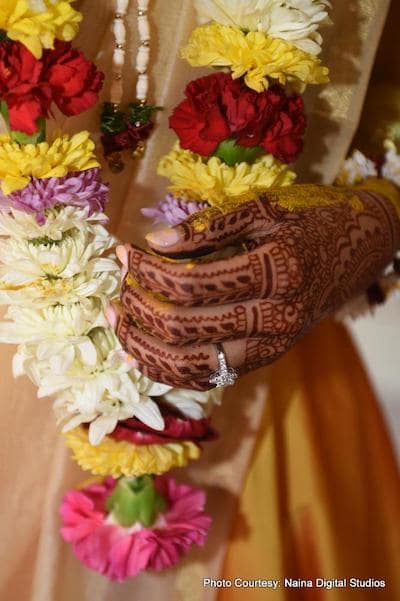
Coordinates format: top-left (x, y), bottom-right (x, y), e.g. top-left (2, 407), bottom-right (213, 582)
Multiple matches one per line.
top-left (382, 140), bottom-right (400, 187)
top-left (0, 206), bottom-right (108, 242)
top-left (162, 387), bottom-right (222, 419)
top-left (336, 150), bottom-right (378, 186)
top-left (14, 327), bottom-right (124, 388)
top-left (194, 0), bottom-right (331, 55)
top-left (0, 224), bottom-right (114, 283)
top-left (0, 225), bottom-right (119, 306)
top-left (0, 267), bottom-right (119, 307)
top-left (0, 298), bottom-right (107, 344)
top-left (14, 326), bottom-right (172, 444)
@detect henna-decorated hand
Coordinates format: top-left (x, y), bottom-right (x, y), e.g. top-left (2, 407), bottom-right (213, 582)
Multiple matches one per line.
top-left (108, 185), bottom-right (400, 390)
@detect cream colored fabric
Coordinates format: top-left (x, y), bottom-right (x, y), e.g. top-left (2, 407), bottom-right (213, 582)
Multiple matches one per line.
top-left (0, 1), bottom-right (392, 600)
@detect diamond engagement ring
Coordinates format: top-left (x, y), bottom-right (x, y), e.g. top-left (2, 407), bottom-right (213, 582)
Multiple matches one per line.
top-left (209, 344), bottom-right (238, 388)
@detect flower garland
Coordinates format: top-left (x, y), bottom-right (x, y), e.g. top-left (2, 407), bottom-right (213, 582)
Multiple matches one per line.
top-left (145, 2), bottom-right (330, 230)
top-left (0, 0), bottom-right (218, 580)
top-left (155, 0), bottom-right (330, 217)
top-left (132, 0), bottom-right (329, 577)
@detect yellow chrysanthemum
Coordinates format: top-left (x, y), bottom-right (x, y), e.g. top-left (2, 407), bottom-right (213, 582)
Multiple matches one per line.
top-left (0, 131), bottom-right (99, 194)
top-left (0, 0), bottom-right (82, 58)
top-left (181, 23), bottom-right (329, 92)
top-left (157, 143), bottom-right (296, 208)
top-left (64, 427), bottom-right (201, 478)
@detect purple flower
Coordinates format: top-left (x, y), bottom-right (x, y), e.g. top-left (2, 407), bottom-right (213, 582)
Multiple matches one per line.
top-left (0, 168), bottom-right (109, 224)
top-left (141, 193), bottom-right (209, 226)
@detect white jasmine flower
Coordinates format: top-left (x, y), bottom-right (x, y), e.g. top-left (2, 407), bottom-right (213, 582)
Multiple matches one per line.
top-left (0, 206), bottom-right (109, 242)
top-left (194, 0), bottom-right (331, 55)
top-left (162, 387), bottom-right (222, 419)
top-left (382, 140), bottom-right (400, 187)
top-left (336, 150), bottom-right (377, 186)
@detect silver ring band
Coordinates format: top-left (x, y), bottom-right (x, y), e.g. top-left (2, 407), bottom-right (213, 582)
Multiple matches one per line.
top-left (209, 344), bottom-right (238, 388)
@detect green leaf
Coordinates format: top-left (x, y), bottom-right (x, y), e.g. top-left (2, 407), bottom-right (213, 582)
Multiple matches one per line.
top-left (10, 118), bottom-right (46, 144)
top-left (213, 138), bottom-right (265, 166)
top-left (100, 102), bottom-right (126, 135)
top-left (0, 101), bottom-right (9, 125)
top-left (127, 102), bottom-right (162, 125)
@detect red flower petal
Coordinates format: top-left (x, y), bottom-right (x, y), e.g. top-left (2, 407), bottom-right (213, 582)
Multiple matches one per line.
top-left (110, 405), bottom-right (218, 445)
top-left (169, 73), bottom-right (307, 163)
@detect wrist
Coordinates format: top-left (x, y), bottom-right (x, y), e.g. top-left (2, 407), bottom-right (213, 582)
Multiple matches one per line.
top-left (356, 177), bottom-right (400, 249)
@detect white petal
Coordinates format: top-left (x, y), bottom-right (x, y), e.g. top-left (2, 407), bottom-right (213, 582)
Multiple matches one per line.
top-left (133, 399), bottom-right (165, 430)
top-left (88, 415), bottom-right (118, 445)
top-left (12, 353), bottom-right (26, 378)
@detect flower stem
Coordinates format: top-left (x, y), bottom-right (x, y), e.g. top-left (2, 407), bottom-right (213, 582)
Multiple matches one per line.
top-left (106, 475), bottom-right (167, 528)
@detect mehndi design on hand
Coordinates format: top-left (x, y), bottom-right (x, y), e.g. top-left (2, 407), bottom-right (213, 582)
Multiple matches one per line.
top-left (109, 186), bottom-right (400, 390)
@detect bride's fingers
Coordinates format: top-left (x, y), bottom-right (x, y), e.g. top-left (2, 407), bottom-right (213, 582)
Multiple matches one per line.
top-left (121, 279), bottom-right (304, 345)
top-left (107, 304), bottom-right (289, 390)
top-left (108, 304), bottom-right (219, 390)
top-left (118, 228), bottom-right (303, 307)
top-left (144, 197), bottom-right (285, 258)
top-left (119, 245), bottom-right (266, 306)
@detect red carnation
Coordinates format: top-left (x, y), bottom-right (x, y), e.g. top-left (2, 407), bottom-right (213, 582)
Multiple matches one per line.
top-left (42, 40), bottom-right (104, 117)
top-left (169, 73), bottom-right (230, 156)
top-left (0, 41), bottom-right (52, 134)
top-left (0, 39), bottom-right (103, 135)
top-left (170, 72), bottom-right (306, 164)
top-left (262, 95), bottom-right (306, 163)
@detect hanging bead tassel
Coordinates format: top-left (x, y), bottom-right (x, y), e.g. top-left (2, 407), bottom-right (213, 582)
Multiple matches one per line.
top-left (136, 0), bottom-right (150, 104)
top-left (101, 0), bottom-right (159, 170)
top-left (106, 0), bottom-right (130, 172)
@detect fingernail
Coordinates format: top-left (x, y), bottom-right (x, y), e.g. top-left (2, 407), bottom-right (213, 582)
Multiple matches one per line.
top-left (146, 228), bottom-right (180, 247)
top-left (105, 304), bottom-right (118, 329)
top-left (120, 351), bottom-right (139, 368)
top-left (116, 245), bottom-right (128, 266)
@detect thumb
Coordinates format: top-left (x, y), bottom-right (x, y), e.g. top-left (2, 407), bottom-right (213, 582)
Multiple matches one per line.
top-left (144, 197), bottom-right (281, 257)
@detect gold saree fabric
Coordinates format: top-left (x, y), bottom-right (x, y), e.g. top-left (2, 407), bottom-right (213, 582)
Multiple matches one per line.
top-left (0, 1), bottom-right (398, 600)
top-left (220, 319), bottom-right (400, 600)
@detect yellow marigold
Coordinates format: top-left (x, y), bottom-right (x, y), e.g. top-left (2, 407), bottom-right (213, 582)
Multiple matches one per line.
top-left (157, 143), bottom-right (296, 208)
top-left (181, 23), bottom-right (329, 92)
top-left (0, 131), bottom-right (99, 194)
top-left (64, 427), bottom-right (201, 478)
top-left (0, 0), bottom-right (82, 58)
